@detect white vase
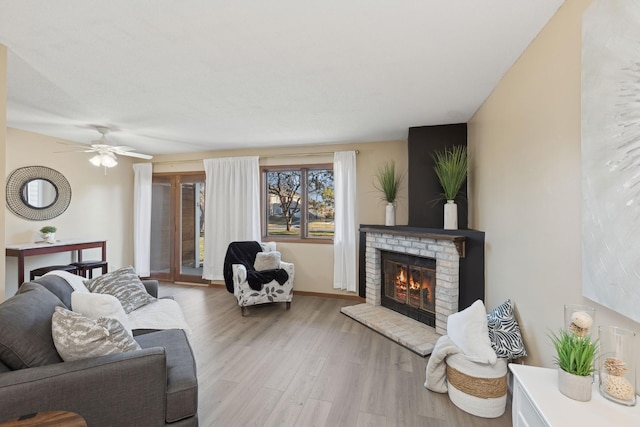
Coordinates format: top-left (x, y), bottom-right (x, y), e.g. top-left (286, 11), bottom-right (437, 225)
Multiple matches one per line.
top-left (385, 203), bottom-right (395, 226)
top-left (42, 232), bottom-right (56, 243)
top-left (444, 200), bottom-right (457, 230)
top-left (557, 368), bottom-right (593, 402)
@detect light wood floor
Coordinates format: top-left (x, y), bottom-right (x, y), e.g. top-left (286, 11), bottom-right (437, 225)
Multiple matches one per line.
top-left (160, 283), bottom-right (513, 427)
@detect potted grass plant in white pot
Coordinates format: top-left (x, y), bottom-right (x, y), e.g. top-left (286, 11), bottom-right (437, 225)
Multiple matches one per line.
top-left (432, 145), bottom-right (467, 229)
top-left (550, 329), bottom-right (598, 401)
top-left (373, 161), bottom-right (405, 226)
top-left (39, 225), bottom-right (57, 244)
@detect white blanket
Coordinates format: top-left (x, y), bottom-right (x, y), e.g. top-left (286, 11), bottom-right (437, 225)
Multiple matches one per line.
top-left (128, 298), bottom-right (192, 335)
top-left (424, 335), bottom-right (461, 393)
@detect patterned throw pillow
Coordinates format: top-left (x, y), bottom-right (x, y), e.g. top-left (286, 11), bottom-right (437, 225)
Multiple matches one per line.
top-left (51, 306), bottom-right (141, 362)
top-left (486, 299), bottom-right (527, 359)
top-left (254, 251), bottom-right (281, 271)
top-left (84, 266), bottom-right (154, 313)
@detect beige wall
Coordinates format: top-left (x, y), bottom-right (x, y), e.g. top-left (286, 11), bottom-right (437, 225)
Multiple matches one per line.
top-left (469, 0), bottom-right (640, 369)
top-left (153, 139), bottom-right (409, 295)
top-left (4, 128), bottom-right (135, 298)
top-left (0, 46), bottom-right (6, 299)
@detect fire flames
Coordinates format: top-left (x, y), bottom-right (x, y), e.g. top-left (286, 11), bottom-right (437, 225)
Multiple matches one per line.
top-left (391, 265), bottom-right (435, 310)
top-left (395, 269), bottom-right (421, 291)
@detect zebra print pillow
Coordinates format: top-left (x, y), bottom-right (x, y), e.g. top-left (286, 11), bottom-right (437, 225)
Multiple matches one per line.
top-left (486, 299), bottom-right (527, 359)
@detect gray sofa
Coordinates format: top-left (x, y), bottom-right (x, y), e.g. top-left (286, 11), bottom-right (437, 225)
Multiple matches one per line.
top-left (0, 275), bottom-right (198, 426)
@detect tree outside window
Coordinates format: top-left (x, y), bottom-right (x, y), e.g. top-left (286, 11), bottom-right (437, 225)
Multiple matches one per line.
top-left (264, 165), bottom-right (334, 240)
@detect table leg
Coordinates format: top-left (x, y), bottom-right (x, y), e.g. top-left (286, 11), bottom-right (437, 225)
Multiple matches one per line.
top-left (18, 254), bottom-right (25, 285)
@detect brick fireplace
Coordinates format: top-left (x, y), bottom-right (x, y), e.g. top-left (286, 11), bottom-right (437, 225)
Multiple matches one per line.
top-left (362, 227), bottom-right (463, 335)
top-left (341, 226), bottom-right (483, 356)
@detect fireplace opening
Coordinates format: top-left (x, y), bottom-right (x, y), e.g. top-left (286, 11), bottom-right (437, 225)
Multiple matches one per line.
top-left (381, 251), bottom-right (436, 327)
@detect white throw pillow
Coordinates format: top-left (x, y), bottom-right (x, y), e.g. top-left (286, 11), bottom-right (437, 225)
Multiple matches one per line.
top-left (51, 306), bottom-right (140, 362)
top-left (254, 251), bottom-right (281, 271)
top-left (260, 242), bottom-right (277, 252)
top-left (71, 291), bottom-right (133, 336)
top-left (447, 299), bottom-right (497, 364)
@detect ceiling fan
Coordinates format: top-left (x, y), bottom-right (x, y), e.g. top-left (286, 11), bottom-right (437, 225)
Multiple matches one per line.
top-left (59, 126), bottom-right (153, 168)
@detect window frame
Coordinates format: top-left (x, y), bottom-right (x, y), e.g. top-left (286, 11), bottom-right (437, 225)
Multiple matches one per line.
top-left (261, 163), bottom-right (334, 244)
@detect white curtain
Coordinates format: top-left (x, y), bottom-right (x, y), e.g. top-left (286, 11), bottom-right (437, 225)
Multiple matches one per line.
top-left (202, 156), bottom-right (261, 280)
top-left (133, 163), bottom-right (153, 276)
top-left (333, 151), bottom-right (357, 292)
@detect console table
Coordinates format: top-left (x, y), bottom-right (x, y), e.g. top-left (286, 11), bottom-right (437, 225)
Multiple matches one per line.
top-left (6, 239), bottom-right (106, 285)
top-left (510, 363), bottom-right (640, 426)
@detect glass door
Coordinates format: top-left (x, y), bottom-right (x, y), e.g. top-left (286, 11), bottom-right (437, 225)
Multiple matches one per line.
top-left (177, 177), bottom-right (205, 282)
top-left (150, 173), bottom-right (206, 284)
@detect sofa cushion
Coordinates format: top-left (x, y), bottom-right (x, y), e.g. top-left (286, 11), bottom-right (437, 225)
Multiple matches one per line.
top-left (136, 329), bottom-right (198, 423)
top-left (84, 266), bottom-right (155, 314)
top-left (44, 270), bottom-right (91, 293)
top-left (29, 275), bottom-right (77, 309)
top-left (0, 283), bottom-right (64, 369)
top-left (51, 306), bottom-right (141, 362)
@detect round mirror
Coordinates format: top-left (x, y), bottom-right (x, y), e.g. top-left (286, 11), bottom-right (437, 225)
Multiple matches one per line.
top-left (6, 166), bottom-right (72, 220)
top-left (20, 179), bottom-right (59, 209)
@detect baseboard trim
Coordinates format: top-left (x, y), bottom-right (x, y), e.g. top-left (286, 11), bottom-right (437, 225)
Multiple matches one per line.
top-left (293, 290), bottom-right (364, 301)
top-left (164, 281), bottom-right (364, 301)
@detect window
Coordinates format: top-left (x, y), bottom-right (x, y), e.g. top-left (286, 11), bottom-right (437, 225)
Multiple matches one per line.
top-left (262, 165), bottom-right (334, 241)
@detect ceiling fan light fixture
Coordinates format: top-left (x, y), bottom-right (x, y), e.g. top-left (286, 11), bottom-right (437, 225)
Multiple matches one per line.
top-left (89, 153), bottom-right (118, 168)
top-left (89, 154), bottom-right (103, 167)
top-left (102, 154), bottom-right (118, 168)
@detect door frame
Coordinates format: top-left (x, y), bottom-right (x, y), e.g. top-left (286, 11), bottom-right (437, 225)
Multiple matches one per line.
top-left (151, 172), bottom-right (208, 284)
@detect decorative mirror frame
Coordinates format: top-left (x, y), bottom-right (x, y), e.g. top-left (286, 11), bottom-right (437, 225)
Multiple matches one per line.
top-left (6, 166), bottom-right (72, 221)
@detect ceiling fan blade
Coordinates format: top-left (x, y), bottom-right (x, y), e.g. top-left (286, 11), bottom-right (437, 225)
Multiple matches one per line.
top-left (53, 149), bottom-right (97, 154)
top-left (56, 141), bottom-right (90, 149)
top-left (110, 146), bottom-right (135, 153)
top-left (117, 151), bottom-right (153, 160)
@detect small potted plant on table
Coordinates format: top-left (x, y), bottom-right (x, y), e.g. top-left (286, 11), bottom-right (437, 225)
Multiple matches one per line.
top-left (39, 226), bottom-right (57, 244)
top-left (550, 329), bottom-right (598, 401)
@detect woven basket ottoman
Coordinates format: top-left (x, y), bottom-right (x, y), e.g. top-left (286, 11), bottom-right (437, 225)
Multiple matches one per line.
top-left (445, 353), bottom-right (508, 418)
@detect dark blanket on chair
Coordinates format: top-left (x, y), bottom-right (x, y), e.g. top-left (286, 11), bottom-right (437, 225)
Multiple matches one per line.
top-left (223, 241), bottom-right (290, 293)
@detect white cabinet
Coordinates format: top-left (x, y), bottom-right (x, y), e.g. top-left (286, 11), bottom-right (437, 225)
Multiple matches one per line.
top-left (509, 364), bottom-right (640, 427)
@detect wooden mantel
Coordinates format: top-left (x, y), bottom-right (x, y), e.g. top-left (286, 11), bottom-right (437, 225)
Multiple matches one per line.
top-left (359, 225), bottom-right (466, 257)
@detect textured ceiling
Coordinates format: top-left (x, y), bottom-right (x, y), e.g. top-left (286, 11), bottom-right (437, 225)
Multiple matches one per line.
top-left (0, 0), bottom-right (564, 155)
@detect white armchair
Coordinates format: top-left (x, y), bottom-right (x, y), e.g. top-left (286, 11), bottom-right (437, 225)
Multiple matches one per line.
top-left (223, 241), bottom-right (294, 315)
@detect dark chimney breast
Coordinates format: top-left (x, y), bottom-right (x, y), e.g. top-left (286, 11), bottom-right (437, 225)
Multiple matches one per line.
top-left (408, 123), bottom-right (468, 229)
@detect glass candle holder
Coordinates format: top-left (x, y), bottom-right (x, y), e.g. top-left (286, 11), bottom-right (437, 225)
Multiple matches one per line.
top-left (564, 304), bottom-right (596, 338)
top-left (598, 326), bottom-right (637, 406)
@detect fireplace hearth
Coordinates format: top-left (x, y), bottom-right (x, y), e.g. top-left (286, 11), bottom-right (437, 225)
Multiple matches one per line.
top-left (381, 251), bottom-right (436, 326)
